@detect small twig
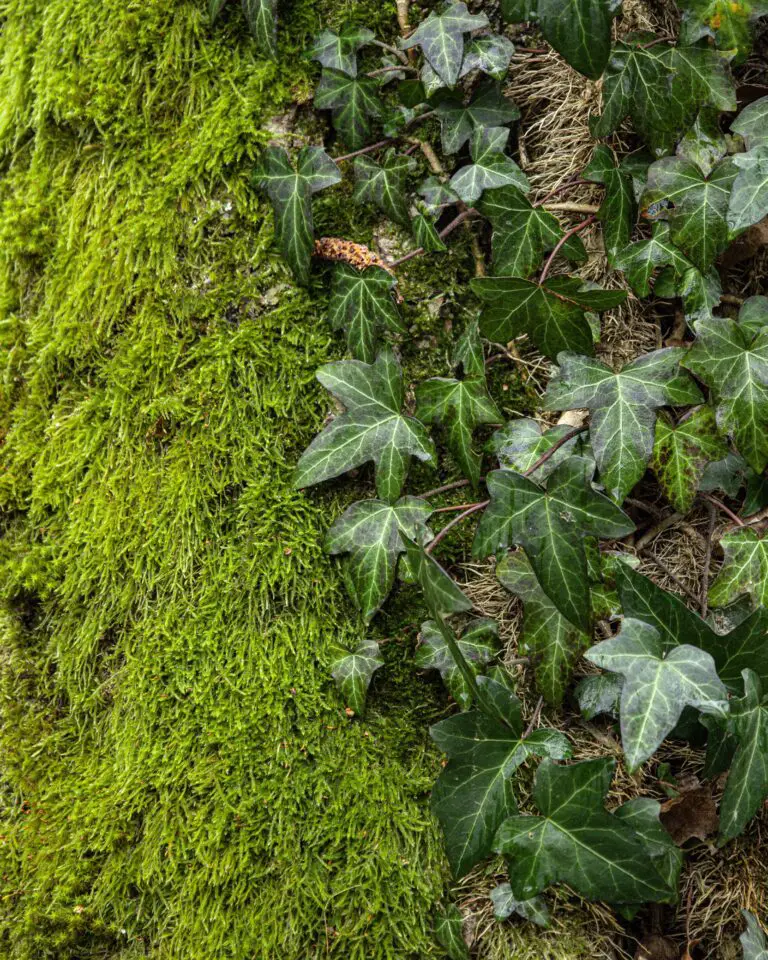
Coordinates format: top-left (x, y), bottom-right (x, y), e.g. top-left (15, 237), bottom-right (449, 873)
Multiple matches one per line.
top-left (522, 696), bottom-right (544, 739)
top-left (539, 216), bottom-right (596, 283)
top-left (420, 479), bottom-right (472, 500)
top-left (719, 293), bottom-right (744, 306)
top-left (390, 207), bottom-right (480, 268)
top-left (395, 0), bottom-right (411, 36)
top-left (535, 177), bottom-right (592, 207)
top-left (522, 425), bottom-right (589, 477)
top-left (640, 552), bottom-right (701, 606)
top-left (624, 497), bottom-right (665, 519)
top-left (542, 201), bottom-right (600, 214)
top-left (371, 38), bottom-right (410, 66)
top-left (634, 512), bottom-right (682, 551)
top-left (741, 505), bottom-right (768, 528)
top-left (425, 500), bottom-right (489, 554)
top-left (701, 492), bottom-right (744, 527)
top-left (431, 501), bottom-right (487, 514)
top-left (366, 64), bottom-right (418, 77)
top-left (334, 110), bottom-right (436, 163)
top-left (515, 46), bottom-right (548, 54)
top-left (700, 502), bottom-right (717, 618)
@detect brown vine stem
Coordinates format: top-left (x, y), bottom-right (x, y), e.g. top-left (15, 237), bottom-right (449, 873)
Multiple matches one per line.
top-left (634, 512), bottom-right (682, 551)
top-left (539, 216), bottom-right (596, 283)
top-left (719, 293), bottom-right (744, 306)
top-left (366, 64), bottom-right (418, 77)
top-left (425, 500), bottom-right (489, 554)
top-left (390, 207), bottom-right (480, 267)
top-left (432, 501), bottom-right (487, 514)
top-left (535, 177), bottom-right (592, 207)
top-left (640, 552), bottom-right (701, 606)
top-left (522, 697), bottom-right (544, 738)
top-left (370, 38), bottom-right (410, 66)
top-left (522, 425), bottom-right (588, 477)
top-left (701, 492), bottom-right (744, 527)
top-left (333, 110), bottom-right (436, 163)
top-left (419, 478), bottom-right (472, 499)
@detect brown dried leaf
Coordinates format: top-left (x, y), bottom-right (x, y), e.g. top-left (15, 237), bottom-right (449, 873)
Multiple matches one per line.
top-left (635, 934), bottom-right (680, 960)
top-left (660, 783), bottom-right (718, 845)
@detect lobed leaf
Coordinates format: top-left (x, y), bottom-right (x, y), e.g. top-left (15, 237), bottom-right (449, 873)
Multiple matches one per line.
top-left (417, 618), bottom-right (500, 709)
top-left (330, 639), bottom-right (384, 714)
top-left (309, 23), bottom-right (374, 77)
top-left (709, 528), bottom-right (768, 610)
top-left (354, 149), bottom-right (415, 226)
top-left (490, 884), bottom-right (550, 927)
top-left (719, 670), bottom-right (768, 843)
top-left (328, 264), bottom-right (405, 363)
top-left (242, 0), bottom-right (278, 56)
top-left (448, 126), bottom-right (528, 205)
top-left (400, 1), bottom-right (489, 87)
top-left (651, 406), bottom-right (729, 513)
top-left (315, 69), bottom-right (383, 150)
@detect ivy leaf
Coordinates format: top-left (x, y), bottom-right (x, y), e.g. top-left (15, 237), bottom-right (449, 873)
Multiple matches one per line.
top-left (575, 673), bottom-right (623, 720)
top-left (453, 318), bottom-right (486, 378)
top-left (490, 883), bottom-right (550, 927)
top-left (709, 528), bottom-right (768, 610)
top-left (416, 371), bottom-right (502, 488)
top-left (494, 758), bottom-right (678, 903)
top-left (490, 418), bottom-right (582, 479)
top-left (615, 564), bottom-right (768, 693)
top-left (729, 147), bottom-right (768, 234)
top-left (449, 127), bottom-right (529, 205)
top-left (585, 146), bottom-right (637, 265)
top-left (328, 264), bottom-right (405, 363)
top-left (677, 108), bottom-right (729, 177)
top-left (431, 678), bottom-right (571, 877)
top-left (497, 551), bottom-right (591, 705)
top-left (418, 175), bottom-right (460, 212)
top-left (473, 276), bottom-right (627, 360)
top-left (651, 406), bottom-right (729, 513)
top-left (500, 0), bottom-right (537, 19)
top-left (435, 905), bottom-right (469, 960)
top-left (586, 618), bottom-right (727, 771)
top-left (460, 33), bottom-right (516, 80)
top-left (412, 213), bottom-right (447, 252)
top-left (544, 349), bottom-right (702, 502)
top-left (732, 96), bottom-right (768, 151)
top-left (326, 496), bottom-right (432, 619)
top-left (353, 149), bottom-right (415, 226)
top-left (314, 69), bottom-right (383, 150)
top-left (641, 156), bottom-right (738, 272)
top-left (254, 146), bottom-right (341, 283)
top-left (417, 617), bottom-right (500, 709)
top-left (719, 670), bottom-right (768, 843)
top-left (309, 24), bottom-right (374, 76)
top-left (682, 312), bottom-right (768, 472)
top-left (613, 222), bottom-right (693, 298)
top-left (242, 0), bottom-right (277, 56)
top-left (474, 456), bottom-right (634, 630)
top-left (400, 1), bottom-right (490, 88)
top-left (537, 0), bottom-right (616, 79)
top-left (678, 263), bottom-right (723, 325)
top-left (678, 0), bottom-right (768, 62)
top-left (295, 350), bottom-right (436, 501)
top-left (477, 186), bottom-right (586, 279)
top-left (612, 796), bottom-right (684, 893)
top-left (402, 536), bottom-right (473, 618)
top-left (436, 81), bottom-right (520, 154)
top-left (741, 911), bottom-right (768, 960)
top-left (330, 639), bottom-right (384, 715)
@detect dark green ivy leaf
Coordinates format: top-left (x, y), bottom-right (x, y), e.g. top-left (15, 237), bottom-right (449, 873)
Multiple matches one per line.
top-left (490, 418), bottom-right (583, 479)
top-left (436, 81), bottom-right (520, 154)
top-left (449, 126), bottom-right (529, 205)
top-left (330, 639), bottom-right (384, 714)
top-left (613, 222), bottom-right (693, 297)
top-left (402, 536), bottom-right (473, 618)
top-left (544, 348), bottom-right (703, 501)
top-left (295, 350), bottom-right (436, 501)
top-left (416, 617), bottom-right (500, 709)
top-left (490, 883), bottom-right (550, 927)
top-left (473, 276), bottom-right (627, 360)
top-left (254, 146), bottom-right (341, 283)
top-left (719, 670), bottom-right (768, 843)
top-left (315, 68), bottom-right (383, 150)
top-left (431, 680), bottom-right (571, 876)
top-left (537, 0), bottom-right (616, 80)
top-left (309, 23), bottom-right (374, 76)
top-left (326, 496), bottom-right (432, 619)
top-left (412, 212), bottom-right (447, 252)
top-left (585, 147), bottom-right (637, 264)
top-left (328, 264), bottom-right (405, 363)
top-left (242, 0), bottom-right (278, 57)
top-left (494, 758), bottom-right (678, 903)
top-left (677, 108), bottom-right (729, 177)
top-left (641, 156), bottom-right (738, 272)
top-left (400, 1), bottom-right (489, 87)
top-left (741, 910), bottom-right (768, 959)
top-left (474, 456), bottom-right (634, 630)
top-left (354, 149), bottom-right (415, 226)
top-left (460, 33), bottom-right (516, 80)
top-left (586, 618), bottom-right (727, 770)
top-left (732, 96), bottom-right (768, 150)
top-left (709, 528), bottom-right (768, 610)
top-left (500, 0), bottom-right (537, 20)
top-left (683, 308), bottom-right (768, 473)
top-left (497, 551), bottom-right (591, 705)
top-left (435, 905), bottom-right (469, 960)
top-left (651, 406), bottom-right (729, 513)
top-left (729, 147), bottom-right (768, 234)
top-left (575, 672), bottom-right (623, 720)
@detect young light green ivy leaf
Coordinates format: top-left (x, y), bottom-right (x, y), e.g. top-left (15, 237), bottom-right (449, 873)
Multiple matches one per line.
top-left (494, 758), bottom-right (678, 904)
top-left (412, 212), bottom-right (447, 252)
top-left (399, 1), bottom-right (489, 87)
top-left (616, 564), bottom-right (768, 693)
top-left (537, 0), bottom-right (617, 80)
top-left (719, 670), bottom-right (768, 843)
top-left (651, 406), bottom-right (729, 513)
top-left (682, 307), bottom-right (768, 473)
top-left (431, 678), bottom-right (571, 877)
top-left (741, 910), bottom-right (768, 960)
top-left (328, 263), bottom-right (405, 364)
top-left (435, 905), bottom-right (469, 960)
top-left (613, 222), bottom-right (694, 298)
top-left (641, 156), bottom-right (738, 272)
top-left (460, 33), bottom-right (516, 81)
top-left (732, 96), bottom-right (768, 151)
top-left (242, 0), bottom-right (278, 56)
top-left (544, 348), bottom-right (702, 502)
top-left (353, 149), bottom-right (415, 226)
top-left (709, 528), bottom-right (768, 610)
top-left (449, 126), bottom-right (529, 205)
top-left (586, 619), bottom-right (727, 771)
top-left (474, 456), bottom-right (634, 631)
top-left (490, 418), bottom-right (583, 479)
top-left (254, 146), bottom-right (341, 284)
top-left (473, 276), bottom-right (627, 360)
top-left (326, 496), bottom-right (432, 620)
top-left (416, 617), bottom-right (500, 709)
top-left (477, 186), bottom-right (587, 279)
top-left (497, 551), bottom-right (591, 705)
top-left (330, 639), bottom-right (384, 715)
top-left (728, 147), bottom-right (768, 234)
top-left (677, 263), bottom-right (723, 326)
top-left (678, 0), bottom-right (768, 63)
top-left (308, 23), bottom-right (374, 77)
top-left (490, 883), bottom-right (550, 927)
top-left (435, 81), bottom-right (520, 154)
top-left (294, 350), bottom-right (436, 502)
top-left (314, 68), bottom-right (383, 150)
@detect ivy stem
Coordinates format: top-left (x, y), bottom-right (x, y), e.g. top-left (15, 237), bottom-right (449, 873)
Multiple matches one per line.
top-left (535, 177), bottom-right (592, 207)
top-left (539, 215), bottom-right (596, 283)
top-left (522, 425), bottom-right (588, 476)
top-left (700, 502), bottom-right (717, 617)
top-left (333, 110), bottom-right (436, 163)
top-left (701, 492), bottom-right (744, 527)
top-left (522, 697), bottom-right (544, 738)
top-left (432, 501), bottom-right (487, 514)
top-left (420, 478), bottom-right (472, 499)
top-left (425, 501), bottom-right (489, 554)
top-left (370, 38), bottom-right (410, 66)
top-left (366, 64), bottom-right (419, 77)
